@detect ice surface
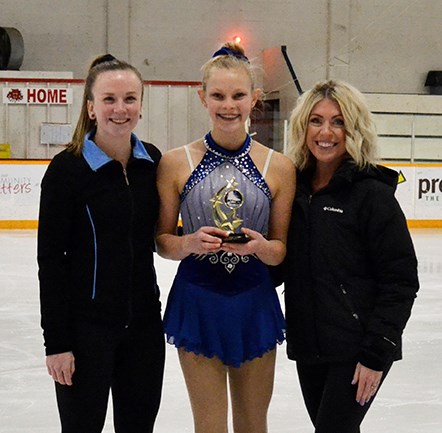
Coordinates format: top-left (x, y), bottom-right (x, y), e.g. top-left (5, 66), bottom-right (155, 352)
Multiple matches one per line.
top-left (0, 229), bottom-right (441, 432)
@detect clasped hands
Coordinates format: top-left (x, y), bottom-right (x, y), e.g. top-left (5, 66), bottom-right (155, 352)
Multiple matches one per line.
top-left (184, 226), bottom-right (264, 256)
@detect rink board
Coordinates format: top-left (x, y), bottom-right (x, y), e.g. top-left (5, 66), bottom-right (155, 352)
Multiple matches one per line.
top-left (0, 160), bottom-right (441, 229)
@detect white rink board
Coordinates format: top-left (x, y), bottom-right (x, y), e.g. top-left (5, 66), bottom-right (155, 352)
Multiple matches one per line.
top-left (1, 162), bottom-right (441, 226)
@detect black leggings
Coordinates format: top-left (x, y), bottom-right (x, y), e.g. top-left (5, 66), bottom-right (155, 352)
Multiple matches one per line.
top-left (55, 318), bottom-right (165, 433)
top-left (296, 360), bottom-right (391, 433)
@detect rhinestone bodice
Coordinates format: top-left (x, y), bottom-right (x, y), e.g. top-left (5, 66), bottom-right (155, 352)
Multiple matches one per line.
top-left (180, 133), bottom-right (272, 237)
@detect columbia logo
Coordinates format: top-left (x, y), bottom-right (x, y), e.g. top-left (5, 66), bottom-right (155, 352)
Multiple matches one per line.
top-left (323, 206), bottom-right (344, 213)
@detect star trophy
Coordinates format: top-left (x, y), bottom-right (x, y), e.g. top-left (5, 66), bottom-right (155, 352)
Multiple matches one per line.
top-left (210, 177), bottom-right (250, 243)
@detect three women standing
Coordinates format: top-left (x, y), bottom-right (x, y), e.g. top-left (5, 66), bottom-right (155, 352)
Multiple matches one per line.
top-left (38, 49), bottom-right (419, 433)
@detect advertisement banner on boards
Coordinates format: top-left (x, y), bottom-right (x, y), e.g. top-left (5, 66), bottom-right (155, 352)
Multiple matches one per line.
top-left (0, 162), bottom-right (48, 220)
top-left (414, 166), bottom-right (442, 218)
top-left (0, 162), bottom-right (441, 226)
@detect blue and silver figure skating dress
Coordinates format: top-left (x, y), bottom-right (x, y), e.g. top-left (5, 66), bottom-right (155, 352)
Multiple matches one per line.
top-left (163, 132), bottom-right (285, 367)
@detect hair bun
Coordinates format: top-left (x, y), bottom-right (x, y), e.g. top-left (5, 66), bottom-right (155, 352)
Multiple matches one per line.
top-left (211, 46), bottom-right (249, 62)
top-left (91, 54), bottom-right (117, 68)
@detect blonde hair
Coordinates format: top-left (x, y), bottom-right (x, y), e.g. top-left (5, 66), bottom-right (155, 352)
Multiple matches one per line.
top-left (200, 42), bottom-right (257, 91)
top-left (67, 55), bottom-right (144, 156)
top-left (287, 80), bottom-right (378, 170)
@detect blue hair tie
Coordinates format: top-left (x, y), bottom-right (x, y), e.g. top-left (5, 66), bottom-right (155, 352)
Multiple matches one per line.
top-left (212, 47), bottom-right (249, 62)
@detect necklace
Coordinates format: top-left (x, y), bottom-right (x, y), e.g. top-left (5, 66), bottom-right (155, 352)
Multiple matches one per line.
top-left (203, 132), bottom-right (252, 159)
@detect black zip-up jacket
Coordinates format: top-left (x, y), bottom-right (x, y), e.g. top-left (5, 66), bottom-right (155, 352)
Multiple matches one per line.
top-left (38, 139), bottom-right (162, 356)
top-left (284, 160), bottom-right (419, 371)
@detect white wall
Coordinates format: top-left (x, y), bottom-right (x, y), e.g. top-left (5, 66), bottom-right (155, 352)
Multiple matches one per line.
top-left (2, 78), bottom-right (442, 160)
top-left (0, 78), bottom-right (210, 158)
top-left (2, 0), bottom-right (442, 94)
top-left (2, 0), bottom-right (442, 160)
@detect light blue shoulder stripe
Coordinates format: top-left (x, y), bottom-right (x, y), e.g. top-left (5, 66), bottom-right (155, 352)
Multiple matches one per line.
top-left (86, 205), bottom-right (98, 300)
top-left (82, 131), bottom-right (153, 171)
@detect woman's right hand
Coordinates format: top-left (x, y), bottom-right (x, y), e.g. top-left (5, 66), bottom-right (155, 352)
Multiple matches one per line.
top-left (46, 351), bottom-right (75, 386)
top-left (182, 226), bottom-right (228, 255)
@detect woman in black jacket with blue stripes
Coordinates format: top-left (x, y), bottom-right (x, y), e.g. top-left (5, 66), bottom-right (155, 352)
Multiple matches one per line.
top-left (38, 55), bottom-right (164, 433)
top-left (284, 80), bottom-right (419, 433)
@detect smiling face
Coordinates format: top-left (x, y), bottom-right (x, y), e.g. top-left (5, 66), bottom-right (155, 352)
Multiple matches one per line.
top-left (306, 98), bottom-right (347, 171)
top-left (87, 69), bottom-right (143, 141)
top-left (198, 67), bottom-right (259, 141)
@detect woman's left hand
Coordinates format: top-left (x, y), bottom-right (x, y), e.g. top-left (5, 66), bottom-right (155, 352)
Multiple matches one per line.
top-left (352, 362), bottom-right (383, 406)
top-left (220, 228), bottom-right (265, 256)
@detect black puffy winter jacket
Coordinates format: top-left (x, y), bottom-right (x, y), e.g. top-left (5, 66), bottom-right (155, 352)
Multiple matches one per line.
top-left (284, 159), bottom-right (419, 371)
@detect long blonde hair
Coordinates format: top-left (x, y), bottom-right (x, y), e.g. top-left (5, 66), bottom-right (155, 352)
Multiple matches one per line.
top-left (287, 79), bottom-right (378, 170)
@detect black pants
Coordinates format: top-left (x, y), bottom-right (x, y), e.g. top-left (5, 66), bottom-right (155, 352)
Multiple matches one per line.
top-left (55, 317), bottom-right (165, 433)
top-left (296, 360), bottom-right (392, 433)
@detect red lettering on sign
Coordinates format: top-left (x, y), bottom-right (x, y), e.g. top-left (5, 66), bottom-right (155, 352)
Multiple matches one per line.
top-left (24, 88), bottom-right (69, 104)
top-left (27, 88), bottom-right (36, 103)
top-left (47, 89), bottom-right (56, 103)
top-left (37, 89), bottom-right (46, 103)
top-left (59, 89), bottom-right (67, 103)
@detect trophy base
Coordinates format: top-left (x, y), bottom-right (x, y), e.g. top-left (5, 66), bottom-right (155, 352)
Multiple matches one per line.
top-left (223, 233), bottom-right (250, 243)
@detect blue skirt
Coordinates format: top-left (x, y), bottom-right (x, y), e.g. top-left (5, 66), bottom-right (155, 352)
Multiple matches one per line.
top-left (163, 255), bottom-right (285, 367)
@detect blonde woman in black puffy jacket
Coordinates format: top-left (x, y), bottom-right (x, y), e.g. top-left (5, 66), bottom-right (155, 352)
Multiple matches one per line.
top-left (284, 79), bottom-right (419, 433)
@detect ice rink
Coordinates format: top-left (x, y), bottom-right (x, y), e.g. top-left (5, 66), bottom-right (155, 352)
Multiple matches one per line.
top-left (0, 229), bottom-right (441, 432)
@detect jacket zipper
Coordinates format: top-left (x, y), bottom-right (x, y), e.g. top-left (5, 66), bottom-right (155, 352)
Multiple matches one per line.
top-left (123, 167), bottom-right (129, 185)
top-left (340, 284), bottom-right (360, 320)
top-left (123, 164), bottom-right (132, 327)
top-left (308, 193), bottom-right (322, 359)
